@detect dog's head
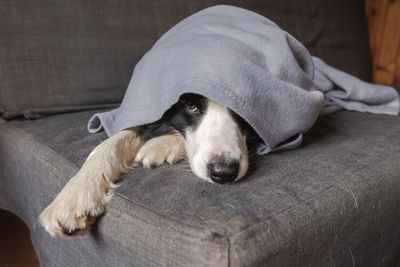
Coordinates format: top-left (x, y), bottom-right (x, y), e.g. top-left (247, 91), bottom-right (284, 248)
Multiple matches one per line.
top-left (181, 94), bottom-right (252, 184)
top-left (141, 93), bottom-right (261, 184)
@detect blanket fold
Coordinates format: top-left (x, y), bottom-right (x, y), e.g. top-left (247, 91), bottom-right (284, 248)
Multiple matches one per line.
top-left (88, 5), bottom-right (399, 155)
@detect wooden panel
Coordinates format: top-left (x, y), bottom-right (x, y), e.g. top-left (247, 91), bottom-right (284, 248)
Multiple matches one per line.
top-left (0, 210), bottom-right (40, 267)
top-left (364, 0), bottom-right (389, 61)
top-left (396, 50), bottom-right (400, 84)
top-left (365, 0), bottom-right (400, 85)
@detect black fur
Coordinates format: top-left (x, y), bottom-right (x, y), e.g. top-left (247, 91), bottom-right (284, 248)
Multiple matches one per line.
top-left (138, 93), bottom-right (261, 149)
top-left (139, 93), bottom-right (206, 142)
top-left (229, 110), bottom-right (263, 151)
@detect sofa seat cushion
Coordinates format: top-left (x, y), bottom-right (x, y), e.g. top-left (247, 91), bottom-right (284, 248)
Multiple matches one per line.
top-left (0, 110), bottom-right (399, 266)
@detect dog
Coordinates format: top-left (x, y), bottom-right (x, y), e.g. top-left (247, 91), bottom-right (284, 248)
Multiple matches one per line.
top-left (39, 93), bottom-right (261, 236)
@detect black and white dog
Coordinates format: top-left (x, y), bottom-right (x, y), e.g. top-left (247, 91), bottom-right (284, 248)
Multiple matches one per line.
top-left (40, 93), bottom-right (260, 236)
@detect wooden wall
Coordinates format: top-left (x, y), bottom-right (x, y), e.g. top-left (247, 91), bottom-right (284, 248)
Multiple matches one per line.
top-left (365, 0), bottom-right (400, 85)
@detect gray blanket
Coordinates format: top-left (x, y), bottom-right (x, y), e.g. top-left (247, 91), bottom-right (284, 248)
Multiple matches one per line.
top-left (88, 5), bottom-right (399, 154)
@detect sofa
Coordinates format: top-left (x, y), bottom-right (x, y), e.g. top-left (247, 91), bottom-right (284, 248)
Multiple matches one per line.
top-left (1, 0), bottom-right (399, 266)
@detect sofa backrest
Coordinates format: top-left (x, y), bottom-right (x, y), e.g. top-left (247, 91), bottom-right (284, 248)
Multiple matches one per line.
top-left (0, 0), bottom-right (371, 120)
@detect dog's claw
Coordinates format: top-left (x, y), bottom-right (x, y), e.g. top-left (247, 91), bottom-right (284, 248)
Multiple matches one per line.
top-left (39, 172), bottom-right (106, 237)
top-left (135, 133), bottom-right (185, 168)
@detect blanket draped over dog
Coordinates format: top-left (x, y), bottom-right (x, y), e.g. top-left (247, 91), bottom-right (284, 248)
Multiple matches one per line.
top-left (88, 5), bottom-right (399, 154)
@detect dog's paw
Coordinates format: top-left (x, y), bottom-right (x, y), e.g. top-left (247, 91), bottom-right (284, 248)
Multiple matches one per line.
top-left (39, 171), bottom-right (107, 237)
top-left (135, 133), bottom-right (185, 168)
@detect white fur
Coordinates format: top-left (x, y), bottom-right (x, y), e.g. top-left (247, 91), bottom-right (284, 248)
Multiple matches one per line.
top-left (135, 133), bottom-right (185, 167)
top-left (185, 100), bottom-right (248, 182)
top-left (86, 145), bottom-right (99, 161)
top-left (39, 128), bottom-right (143, 236)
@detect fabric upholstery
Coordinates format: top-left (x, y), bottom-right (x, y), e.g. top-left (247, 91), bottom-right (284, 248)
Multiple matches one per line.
top-left (1, 109), bottom-right (399, 266)
top-left (0, 0), bottom-right (371, 120)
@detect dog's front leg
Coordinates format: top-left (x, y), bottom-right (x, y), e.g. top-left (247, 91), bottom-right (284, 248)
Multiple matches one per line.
top-left (39, 128), bottom-right (143, 237)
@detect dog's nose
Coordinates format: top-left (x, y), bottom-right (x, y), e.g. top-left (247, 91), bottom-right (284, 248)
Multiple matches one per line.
top-left (207, 159), bottom-right (239, 184)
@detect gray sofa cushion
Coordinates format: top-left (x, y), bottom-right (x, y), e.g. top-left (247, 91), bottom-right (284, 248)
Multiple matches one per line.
top-left (0, 0), bottom-right (370, 120)
top-left (1, 110), bottom-right (399, 266)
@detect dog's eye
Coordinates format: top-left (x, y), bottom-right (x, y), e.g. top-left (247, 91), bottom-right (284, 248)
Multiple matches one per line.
top-left (181, 99), bottom-right (200, 114)
top-left (185, 102), bottom-right (199, 113)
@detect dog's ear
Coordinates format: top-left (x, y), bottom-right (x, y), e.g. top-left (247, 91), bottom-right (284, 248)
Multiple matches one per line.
top-left (228, 110), bottom-right (263, 152)
top-left (229, 110), bottom-right (260, 136)
top-left (139, 121), bottom-right (179, 142)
